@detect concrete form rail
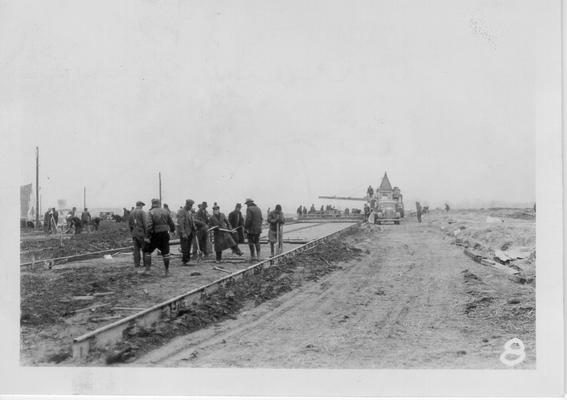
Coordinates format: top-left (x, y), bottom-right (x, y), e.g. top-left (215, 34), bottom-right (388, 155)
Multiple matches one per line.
top-left (72, 222), bottom-right (360, 360)
top-left (20, 222), bottom-right (317, 268)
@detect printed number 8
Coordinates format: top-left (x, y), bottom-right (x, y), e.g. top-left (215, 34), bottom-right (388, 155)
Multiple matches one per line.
top-left (500, 338), bottom-right (526, 366)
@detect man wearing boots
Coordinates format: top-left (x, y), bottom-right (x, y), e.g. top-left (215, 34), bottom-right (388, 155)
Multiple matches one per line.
top-left (129, 201), bottom-right (148, 268)
top-left (267, 204), bottom-right (285, 257)
top-left (209, 204), bottom-right (244, 262)
top-left (244, 198), bottom-right (263, 261)
top-left (142, 198), bottom-right (175, 276)
top-left (177, 199), bottom-right (197, 266)
top-left (194, 201), bottom-right (211, 258)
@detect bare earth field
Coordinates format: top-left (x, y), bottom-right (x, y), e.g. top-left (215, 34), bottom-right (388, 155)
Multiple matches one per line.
top-left (20, 221), bottom-right (132, 263)
top-left (20, 209), bottom-right (535, 368)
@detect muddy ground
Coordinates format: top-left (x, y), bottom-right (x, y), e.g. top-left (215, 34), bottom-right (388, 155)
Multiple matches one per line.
top-left (20, 222), bottom-right (355, 365)
top-left (429, 208), bottom-right (536, 283)
top-left (20, 221), bottom-right (133, 263)
top-left (21, 209), bottom-right (535, 368)
top-left (134, 209), bottom-right (535, 368)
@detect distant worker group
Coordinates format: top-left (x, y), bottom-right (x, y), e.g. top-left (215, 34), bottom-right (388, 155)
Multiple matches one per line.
top-left (40, 206), bottom-right (102, 234)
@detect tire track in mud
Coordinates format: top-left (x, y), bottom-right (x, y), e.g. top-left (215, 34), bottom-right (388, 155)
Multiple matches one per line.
top-left (136, 221), bottom-right (535, 368)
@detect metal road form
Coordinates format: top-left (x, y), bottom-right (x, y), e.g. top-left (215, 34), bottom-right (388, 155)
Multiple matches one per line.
top-left (21, 221), bottom-right (342, 268)
top-left (71, 221), bottom-right (360, 360)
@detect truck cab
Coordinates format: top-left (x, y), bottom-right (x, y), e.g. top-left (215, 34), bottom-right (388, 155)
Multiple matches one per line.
top-left (375, 199), bottom-right (401, 225)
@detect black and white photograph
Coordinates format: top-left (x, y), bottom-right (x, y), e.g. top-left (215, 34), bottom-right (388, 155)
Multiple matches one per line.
top-left (0, 0), bottom-right (563, 397)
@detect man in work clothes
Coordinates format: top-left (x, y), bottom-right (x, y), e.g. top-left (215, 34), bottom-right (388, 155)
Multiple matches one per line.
top-left (51, 208), bottom-right (59, 232)
top-left (81, 208), bottom-right (92, 233)
top-left (416, 202), bottom-right (423, 223)
top-left (209, 204), bottom-right (244, 262)
top-left (244, 198), bottom-right (263, 261)
top-left (66, 207), bottom-right (78, 233)
top-left (267, 204), bottom-right (285, 257)
top-left (228, 203), bottom-right (245, 244)
top-left (43, 210), bottom-right (51, 233)
top-left (194, 201), bottom-right (211, 258)
top-left (177, 199), bottom-right (197, 266)
top-left (143, 198), bottom-right (176, 276)
top-left (363, 204), bottom-right (370, 222)
top-left (128, 201), bottom-right (148, 268)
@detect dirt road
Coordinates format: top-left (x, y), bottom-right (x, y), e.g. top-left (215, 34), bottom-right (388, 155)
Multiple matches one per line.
top-left (136, 218), bottom-right (535, 368)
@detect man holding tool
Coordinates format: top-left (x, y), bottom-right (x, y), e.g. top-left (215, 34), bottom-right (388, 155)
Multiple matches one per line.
top-left (267, 204), bottom-right (285, 257)
top-left (244, 198), bottom-right (263, 262)
top-left (177, 199), bottom-right (197, 266)
top-left (209, 204), bottom-right (244, 263)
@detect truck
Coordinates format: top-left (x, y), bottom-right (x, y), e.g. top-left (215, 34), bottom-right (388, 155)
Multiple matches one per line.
top-left (374, 199), bottom-right (402, 225)
top-left (318, 172), bottom-right (405, 225)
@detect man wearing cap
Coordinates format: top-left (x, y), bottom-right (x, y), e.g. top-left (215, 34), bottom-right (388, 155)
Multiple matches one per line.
top-left (244, 198), bottom-right (263, 261)
top-left (194, 201), bottom-right (211, 258)
top-left (177, 199), bottom-right (197, 265)
top-left (209, 204), bottom-right (244, 262)
top-left (143, 198), bottom-right (176, 276)
top-left (267, 204), bottom-right (285, 257)
top-left (228, 203), bottom-right (245, 244)
top-left (129, 201), bottom-right (149, 268)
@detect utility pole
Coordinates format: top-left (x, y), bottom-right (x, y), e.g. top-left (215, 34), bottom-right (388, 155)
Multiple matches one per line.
top-left (83, 186), bottom-right (86, 209)
top-left (158, 172), bottom-right (162, 204)
top-left (35, 146), bottom-right (39, 229)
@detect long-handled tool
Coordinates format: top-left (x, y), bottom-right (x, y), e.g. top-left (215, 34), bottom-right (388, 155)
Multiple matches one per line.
top-left (194, 230), bottom-right (203, 262)
top-left (207, 226), bottom-right (237, 233)
top-left (276, 222), bottom-right (283, 255)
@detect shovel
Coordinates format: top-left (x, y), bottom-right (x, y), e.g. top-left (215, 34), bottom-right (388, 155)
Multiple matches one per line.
top-left (194, 229), bottom-right (203, 262)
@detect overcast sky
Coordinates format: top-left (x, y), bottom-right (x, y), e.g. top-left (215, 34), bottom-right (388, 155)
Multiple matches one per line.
top-left (7, 0), bottom-right (539, 212)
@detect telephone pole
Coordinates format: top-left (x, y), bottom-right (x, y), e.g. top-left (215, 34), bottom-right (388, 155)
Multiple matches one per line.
top-left (35, 147), bottom-right (39, 229)
top-left (83, 187), bottom-right (86, 209)
top-left (158, 172), bottom-right (162, 204)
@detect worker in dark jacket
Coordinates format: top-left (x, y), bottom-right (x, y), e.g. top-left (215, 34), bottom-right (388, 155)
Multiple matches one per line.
top-left (177, 199), bottom-right (197, 265)
top-left (228, 203), bottom-right (245, 244)
top-left (268, 205), bottom-right (285, 257)
top-left (363, 204), bottom-right (370, 222)
top-left (143, 199), bottom-right (175, 276)
top-left (81, 208), bottom-right (92, 233)
top-left (43, 210), bottom-right (51, 233)
top-left (194, 201), bottom-right (211, 258)
top-left (244, 198), bottom-right (263, 261)
top-left (416, 202), bottom-right (423, 223)
top-left (209, 204), bottom-right (244, 262)
top-left (51, 208), bottom-right (59, 226)
top-left (92, 216), bottom-right (101, 231)
top-left (128, 201), bottom-right (148, 268)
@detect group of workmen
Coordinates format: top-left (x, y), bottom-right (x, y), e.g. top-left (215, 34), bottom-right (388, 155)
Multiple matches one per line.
top-left (42, 206), bottom-right (100, 234)
top-left (128, 198), bottom-right (286, 276)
